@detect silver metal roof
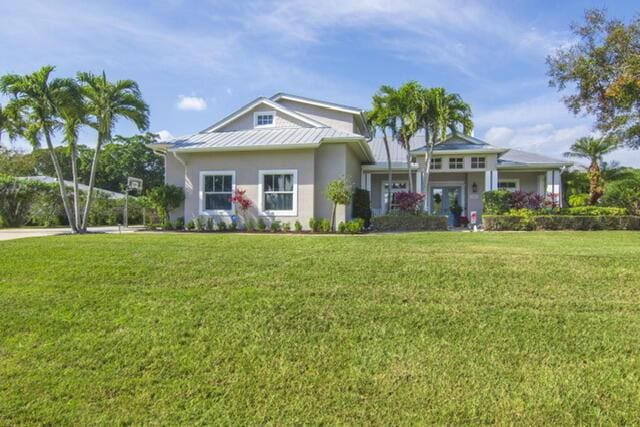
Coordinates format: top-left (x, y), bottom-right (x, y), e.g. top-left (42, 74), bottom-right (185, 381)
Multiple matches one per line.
top-left (20, 176), bottom-right (127, 199)
top-left (163, 127), bottom-right (364, 152)
top-left (498, 149), bottom-right (571, 167)
top-left (270, 93), bottom-right (363, 113)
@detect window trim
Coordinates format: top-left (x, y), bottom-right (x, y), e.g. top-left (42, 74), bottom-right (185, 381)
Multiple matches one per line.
top-left (258, 169), bottom-right (298, 216)
top-left (430, 157), bottom-right (442, 170)
top-left (253, 111), bottom-right (276, 128)
top-left (498, 178), bottom-right (520, 192)
top-left (199, 170), bottom-right (236, 215)
top-left (381, 180), bottom-right (409, 210)
top-left (471, 156), bottom-right (486, 169)
top-left (448, 157), bottom-right (464, 170)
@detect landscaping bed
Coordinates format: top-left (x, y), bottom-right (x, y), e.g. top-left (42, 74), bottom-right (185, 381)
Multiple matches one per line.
top-left (484, 214), bottom-right (640, 231)
top-left (370, 212), bottom-right (448, 231)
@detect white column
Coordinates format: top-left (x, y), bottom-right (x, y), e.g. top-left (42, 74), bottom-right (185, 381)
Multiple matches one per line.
top-left (484, 170), bottom-right (498, 191)
top-left (365, 172), bottom-right (372, 193)
top-left (415, 170), bottom-right (423, 193)
top-left (360, 170), bottom-right (366, 189)
top-left (546, 170), bottom-right (561, 207)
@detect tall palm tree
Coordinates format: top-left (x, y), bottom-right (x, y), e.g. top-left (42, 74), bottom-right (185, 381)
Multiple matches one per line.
top-left (78, 71), bottom-right (149, 231)
top-left (377, 82), bottom-right (422, 192)
top-left (367, 95), bottom-right (397, 213)
top-left (0, 66), bottom-right (80, 231)
top-left (0, 103), bottom-right (25, 145)
top-left (59, 99), bottom-right (89, 231)
top-left (419, 87), bottom-right (473, 212)
top-left (564, 136), bottom-right (619, 205)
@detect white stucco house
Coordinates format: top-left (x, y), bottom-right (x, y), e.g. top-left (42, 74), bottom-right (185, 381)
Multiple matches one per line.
top-left (150, 93), bottom-right (571, 228)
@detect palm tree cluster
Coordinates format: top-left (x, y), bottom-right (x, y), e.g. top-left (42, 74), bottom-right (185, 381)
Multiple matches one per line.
top-left (0, 66), bottom-right (149, 233)
top-left (564, 135), bottom-right (619, 205)
top-left (367, 82), bottom-right (473, 213)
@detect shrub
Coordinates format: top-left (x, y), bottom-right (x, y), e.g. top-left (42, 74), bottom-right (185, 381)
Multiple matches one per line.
top-left (338, 221), bottom-right (347, 233)
top-left (394, 191), bottom-right (425, 213)
top-left (257, 217), bottom-right (266, 231)
top-left (194, 216), bottom-right (205, 231)
top-left (175, 216), bottom-right (185, 230)
top-left (602, 174), bottom-right (640, 215)
top-left (511, 190), bottom-right (544, 210)
top-left (245, 218), bottom-right (256, 231)
top-left (320, 218), bottom-right (331, 233)
top-left (569, 193), bottom-right (589, 207)
top-left (562, 206), bottom-right (628, 216)
top-left (352, 188), bottom-right (372, 227)
top-left (294, 220), bottom-right (303, 232)
top-left (217, 221), bottom-right (227, 231)
top-left (482, 190), bottom-right (512, 214)
top-left (282, 222), bottom-right (291, 232)
top-left (228, 222), bottom-right (237, 232)
top-left (484, 215), bottom-right (640, 231)
top-left (270, 220), bottom-right (281, 232)
top-left (146, 184), bottom-right (184, 222)
top-left (370, 212), bottom-right (448, 232)
top-left (309, 218), bottom-right (321, 232)
top-left (0, 175), bottom-right (51, 227)
top-left (325, 177), bottom-right (353, 231)
top-left (186, 219), bottom-right (195, 230)
top-left (206, 217), bottom-right (215, 231)
top-left (346, 218), bottom-right (365, 234)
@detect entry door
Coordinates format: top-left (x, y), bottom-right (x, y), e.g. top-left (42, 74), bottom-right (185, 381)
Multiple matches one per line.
top-left (431, 186), bottom-right (462, 226)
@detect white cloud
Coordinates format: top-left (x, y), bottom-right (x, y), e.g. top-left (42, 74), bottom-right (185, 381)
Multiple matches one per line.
top-left (156, 130), bottom-right (174, 141)
top-left (176, 95), bottom-right (207, 111)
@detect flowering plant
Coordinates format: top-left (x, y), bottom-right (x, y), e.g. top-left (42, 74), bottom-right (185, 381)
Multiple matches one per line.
top-left (230, 188), bottom-right (252, 212)
top-left (394, 191), bottom-right (425, 213)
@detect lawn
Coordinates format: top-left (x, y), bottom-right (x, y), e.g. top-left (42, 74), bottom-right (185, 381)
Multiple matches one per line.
top-left (1, 232), bottom-right (639, 424)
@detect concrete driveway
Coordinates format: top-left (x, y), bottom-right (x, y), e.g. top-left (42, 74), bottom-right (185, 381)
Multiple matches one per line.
top-left (0, 226), bottom-right (144, 241)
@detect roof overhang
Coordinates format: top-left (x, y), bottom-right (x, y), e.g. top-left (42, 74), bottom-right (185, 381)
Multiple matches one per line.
top-left (410, 148), bottom-right (508, 157)
top-left (497, 162), bottom-right (572, 170)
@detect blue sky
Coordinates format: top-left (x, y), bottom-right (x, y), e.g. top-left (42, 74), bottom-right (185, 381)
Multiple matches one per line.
top-left (2, 0), bottom-right (639, 166)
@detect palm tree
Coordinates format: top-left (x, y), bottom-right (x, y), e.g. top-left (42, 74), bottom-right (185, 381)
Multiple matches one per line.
top-left (0, 103), bottom-right (25, 145)
top-left (419, 87), bottom-right (473, 212)
top-left (377, 82), bottom-right (422, 192)
top-left (564, 136), bottom-right (619, 205)
top-left (0, 66), bottom-right (80, 231)
top-left (59, 99), bottom-right (89, 231)
top-left (368, 95), bottom-right (397, 213)
top-left (78, 71), bottom-right (149, 231)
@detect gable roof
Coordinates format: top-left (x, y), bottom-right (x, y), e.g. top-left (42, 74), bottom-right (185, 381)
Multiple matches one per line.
top-left (270, 93), bottom-right (363, 114)
top-left (410, 133), bottom-right (508, 155)
top-left (201, 97), bottom-right (326, 133)
top-left (498, 149), bottom-right (572, 168)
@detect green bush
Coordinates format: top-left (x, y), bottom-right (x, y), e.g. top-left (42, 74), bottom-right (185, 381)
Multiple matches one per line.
top-left (294, 221), bottom-right (302, 232)
top-left (319, 218), bottom-right (331, 233)
top-left (568, 193), bottom-right (589, 207)
top-left (482, 190), bottom-right (513, 214)
top-left (562, 206), bottom-right (628, 216)
top-left (282, 222), bottom-right (291, 232)
top-left (146, 184), bottom-right (185, 222)
top-left (338, 221), bottom-right (347, 233)
top-left (245, 218), bottom-right (256, 232)
top-left (0, 175), bottom-right (53, 227)
top-left (602, 174), bottom-right (640, 215)
top-left (186, 219), bottom-right (195, 230)
top-left (484, 215), bottom-right (640, 231)
top-left (270, 220), bottom-right (281, 232)
top-left (229, 222), bottom-right (237, 232)
top-left (257, 218), bottom-right (266, 231)
top-left (370, 212), bottom-right (448, 232)
top-left (352, 188), bottom-right (372, 228)
top-left (175, 217), bottom-right (185, 230)
top-left (346, 218), bottom-right (365, 234)
top-left (217, 221), bottom-right (227, 231)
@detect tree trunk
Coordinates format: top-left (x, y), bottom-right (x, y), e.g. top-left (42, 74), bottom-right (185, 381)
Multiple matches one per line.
top-left (331, 202), bottom-right (337, 232)
top-left (424, 139), bottom-right (435, 213)
top-left (382, 130), bottom-right (392, 214)
top-left (43, 125), bottom-right (77, 233)
top-left (70, 141), bottom-right (81, 231)
top-left (588, 163), bottom-right (603, 205)
top-left (406, 150), bottom-right (413, 192)
top-left (81, 135), bottom-right (103, 231)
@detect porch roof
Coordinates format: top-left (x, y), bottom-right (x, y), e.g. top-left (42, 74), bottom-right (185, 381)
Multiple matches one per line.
top-left (497, 149), bottom-right (572, 169)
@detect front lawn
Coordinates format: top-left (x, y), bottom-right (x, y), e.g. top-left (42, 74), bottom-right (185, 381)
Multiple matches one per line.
top-left (1, 232), bottom-right (639, 424)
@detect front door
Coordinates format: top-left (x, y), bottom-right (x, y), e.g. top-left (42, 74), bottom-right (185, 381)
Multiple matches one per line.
top-left (431, 186), bottom-right (462, 227)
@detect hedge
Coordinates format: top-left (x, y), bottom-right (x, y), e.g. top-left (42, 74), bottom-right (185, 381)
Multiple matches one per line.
top-left (370, 213), bottom-right (448, 232)
top-left (484, 215), bottom-right (640, 231)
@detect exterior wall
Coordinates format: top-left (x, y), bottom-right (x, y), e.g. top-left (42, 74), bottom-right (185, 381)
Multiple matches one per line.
top-left (276, 99), bottom-right (356, 133)
top-left (498, 171), bottom-right (545, 193)
top-left (165, 153), bottom-right (186, 220)
top-left (370, 172), bottom-right (418, 210)
top-left (345, 146), bottom-right (362, 219)
top-left (314, 144), bottom-right (348, 222)
top-left (176, 149), bottom-right (316, 227)
top-left (429, 153), bottom-right (498, 172)
top-left (219, 105), bottom-right (309, 131)
top-left (466, 172), bottom-right (485, 219)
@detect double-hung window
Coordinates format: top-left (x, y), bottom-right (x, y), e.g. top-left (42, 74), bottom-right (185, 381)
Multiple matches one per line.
top-left (430, 157), bottom-right (442, 170)
top-left (471, 157), bottom-right (486, 169)
top-left (449, 157), bottom-right (464, 169)
top-left (254, 111), bottom-right (275, 128)
top-left (201, 171), bottom-right (235, 213)
top-left (260, 170), bottom-right (297, 215)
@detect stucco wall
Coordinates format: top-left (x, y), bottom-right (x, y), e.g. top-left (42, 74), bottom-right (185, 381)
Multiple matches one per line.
top-left (345, 145), bottom-right (362, 219)
top-left (277, 99), bottom-right (355, 133)
top-left (218, 105), bottom-right (309, 131)
top-left (370, 172), bottom-right (417, 210)
top-left (499, 171), bottom-right (545, 193)
top-left (165, 153), bottom-right (186, 219)
top-left (175, 149), bottom-right (315, 227)
top-left (314, 144), bottom-right (347, 222)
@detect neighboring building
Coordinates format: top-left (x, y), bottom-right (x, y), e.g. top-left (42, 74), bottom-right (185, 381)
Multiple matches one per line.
top-left (151, 93), bottom-right (571, 228)
top-left (20, 176), bottom-right (127, 199)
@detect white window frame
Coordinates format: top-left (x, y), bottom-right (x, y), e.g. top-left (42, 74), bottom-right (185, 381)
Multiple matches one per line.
top-left (253, 111), bottom-right (276, 128)
top-left (430, 157), bottom-right (442, 170)
top-left (258, 169), bottom-right (298, 216)
top-left (471, 157), bottom-right (486, 169)
top-left (448, 157), bottom-right (464, 170)
top-left (498, 178), bottom-right (520, 192)
top-left (381, 180), bottom-right (409, 210)
top-left (199, 170), bottom-right (236, 215)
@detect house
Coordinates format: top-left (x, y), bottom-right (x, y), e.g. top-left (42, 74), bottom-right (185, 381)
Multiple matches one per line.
top-left (151, 93), bottom-right (571, 228)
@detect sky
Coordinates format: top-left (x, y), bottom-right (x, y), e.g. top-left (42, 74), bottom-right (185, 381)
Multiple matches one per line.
top-left (1, 0), bottom-right (639, 167)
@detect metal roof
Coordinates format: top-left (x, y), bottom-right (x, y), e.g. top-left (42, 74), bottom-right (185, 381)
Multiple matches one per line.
top-left (498, 149), bottom-right (572, 167)
top-left (162, 127), bottom-right (364, 152)
top-left (270, 93), bottom-right (363, 113)
top-left (20, 176), bottom-right (127, 199)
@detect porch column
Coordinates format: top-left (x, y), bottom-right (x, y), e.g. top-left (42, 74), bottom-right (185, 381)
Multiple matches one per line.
top-left (546, 170), bottom-right (562, 207)
top-left (484, 170), bottom-right (499, 191)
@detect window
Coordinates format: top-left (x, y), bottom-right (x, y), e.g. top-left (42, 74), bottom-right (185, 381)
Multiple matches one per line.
top-left (260, 170), bottom-right (297, 215)
top-left (254, 111), bottom-right (275, 127)
top-left (382, 181), bottom-right (408, 210)
top-left (449, 157), bottom-right (464, 169)
top-left (430, 157), bottom-right (442, 170)
top-left (471, 157), bottom-right (486, 169)
top-left (498, 179), bottom-right (520, 192)
top-left (201, 171), bottom-right (235, 213)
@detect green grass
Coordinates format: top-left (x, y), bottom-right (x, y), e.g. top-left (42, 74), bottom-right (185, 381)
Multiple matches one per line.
top-left (1, 232), bottom-right (640, 424)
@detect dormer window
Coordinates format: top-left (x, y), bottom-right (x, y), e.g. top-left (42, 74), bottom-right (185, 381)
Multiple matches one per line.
top-left (254, 111), bottom-right (275, 128)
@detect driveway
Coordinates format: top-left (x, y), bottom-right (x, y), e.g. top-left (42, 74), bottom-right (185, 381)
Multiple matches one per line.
top-left (0, 226), bottom-right (144, 241)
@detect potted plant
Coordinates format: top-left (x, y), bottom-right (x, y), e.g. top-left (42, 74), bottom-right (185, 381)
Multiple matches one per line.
top-left (449, 199), bottom-right (463, 227)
